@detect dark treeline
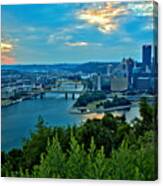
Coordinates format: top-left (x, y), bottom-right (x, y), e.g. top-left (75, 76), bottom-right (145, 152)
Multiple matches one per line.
top-left (1, 98), bottom-right (158, 180)
top-left (96, 96), bottom-right (131, 109)
top-left (74, 91), bottom-right (106, 107)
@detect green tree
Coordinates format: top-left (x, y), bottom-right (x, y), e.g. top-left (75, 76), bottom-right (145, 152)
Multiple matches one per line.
top-left (65, 133), bottom-right (86, 178)
top-left (108, 138), bottom-right (157, 180)
top-left (33, 136), bottom-right (66, 178)
top-left (1, 149), bottom-right (23, 177)
top-left (22, 116), bottom-right (52, 170)
top-left (84, 138), bottom-right (109, 179)
top-left (139, 97), bottom-right (154, 131)
top-left (1, 99), bottom-right (157, 180)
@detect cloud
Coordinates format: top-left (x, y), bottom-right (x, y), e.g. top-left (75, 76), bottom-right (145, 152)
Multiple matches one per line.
top-left (47, 26), bottom-right (76, 44)
top-left (47, 24), bottom-right (88, 44)
top-left (1, 42), bottom-right (13, 53)
top-left (26, 34), bottom-right (42, 41)
top-left (92, 42), bottom-right (103, 47)
top-left (77, 1), bottom-right (157, 34)
top-left (1, 42), bottom-right (15, 64)
top-left (48, 33), bottom-right (72, 44)
top-left (65, 41), bottom-right (88, 47)
top-left (1, 55), bottom-right (15, 64)
top-left (120, 36), bottom-right (133, 43)
top-left (143, 23), bottom-right (154, 31)
top-left (26, 26), bottom-right (37, 32)
top-left (74, 24), bottom-right (90, 30)
top-left (77, 2), bottom-right (128, 34)
top-left (127, 1), bottom-right (157, 17)
top-left (143, 17), bottom-right (157, 31)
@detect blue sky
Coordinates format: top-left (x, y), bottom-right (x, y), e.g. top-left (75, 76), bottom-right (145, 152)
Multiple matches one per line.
top-left (1, 1), bottom-right (158, 64)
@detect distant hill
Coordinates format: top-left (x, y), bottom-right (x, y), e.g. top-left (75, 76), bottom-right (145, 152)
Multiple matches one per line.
top-left (1, 62), bottom-right (120, 74)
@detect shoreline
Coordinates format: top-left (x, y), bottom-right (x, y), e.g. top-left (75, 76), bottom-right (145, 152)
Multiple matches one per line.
top-left (1, 99), bottom-right (23, 108)
top-left (70, 104), bottom-right (131, 114)
top-left (1, 96), bottom-right (34, 108)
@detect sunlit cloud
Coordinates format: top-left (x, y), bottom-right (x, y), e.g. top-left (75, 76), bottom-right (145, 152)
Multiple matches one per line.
top-left (65, 41), bottom-right (88, 47)
top-left (77, 1), bottom-right (157, 34)
top-left (1, 55), bottom-right (15, 64)
top-left (1, 42), bottom-right (13, 53)
top-left (77, 2), bottom-right (128, 34)
top-left (1, 42), bottom-right (15, 64)
top-left (1, 2), bottom-right (157, 63)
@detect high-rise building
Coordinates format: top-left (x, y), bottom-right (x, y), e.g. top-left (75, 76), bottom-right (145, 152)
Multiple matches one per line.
top-left (154, 45), bottom-right (158, 74)
top-left (107, 64), bottom-right (113, 77)
top-left (154, 45), bottom-right (158, 65)
top-left (110, 59), bottom-right (128, 92)
top-left (123, 58), bottom-right (134, 88)
top-left (142, 45), bottom-right (152, 70)
top-left (111, 77), bottom-right (128, 92)
top-left (97, 73), bottom-right (101, 91)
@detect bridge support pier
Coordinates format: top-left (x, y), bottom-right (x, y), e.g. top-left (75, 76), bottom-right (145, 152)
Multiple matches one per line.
top-left (72, 93), bottom-right (75, 100)
top-left (34, 94), bottom-right (37, 99)
top-left (65, 92), bottom-right (68, 100)
top-left (40, 92), bottom-right (44, 99)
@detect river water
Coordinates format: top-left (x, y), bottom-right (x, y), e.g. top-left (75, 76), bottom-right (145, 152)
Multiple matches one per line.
top-left (1, 92), bottom-right (140, 152)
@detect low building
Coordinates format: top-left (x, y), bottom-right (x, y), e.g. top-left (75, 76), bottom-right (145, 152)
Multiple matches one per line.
top-left (135, 77), bottom-right (151, 90)
top-left (1, 87), bottom-right (16, 99)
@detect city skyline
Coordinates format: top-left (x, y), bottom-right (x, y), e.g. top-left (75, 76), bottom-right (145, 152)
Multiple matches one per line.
top-left (1, 1), bottom-right (158, 64)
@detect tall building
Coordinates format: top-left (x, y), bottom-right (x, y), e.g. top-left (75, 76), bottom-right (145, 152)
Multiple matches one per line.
top-left (154, 45), bottom-right (158, 74)
top-left (97, 73), bottom-right (101, 91)
top-left (142, 45), bottom-right (152, 70)
top-left (154, 45), bottom-right (158, 65)
top-left (123, 58), bottom-right (134, 88)
top-left (110, 59), bottom-right (128, 92)
top-left (111, 77), bottom-right (128, 92)
top-left (107, 64), bottom-right (113, 77)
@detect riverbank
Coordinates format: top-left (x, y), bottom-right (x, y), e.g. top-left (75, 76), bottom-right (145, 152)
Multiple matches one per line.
top-left (1, 99), bottom-right (23, 108)
top-left (71, 93), bottom-right (157, 115)
top-left (70, 104), bottom-right (131, 113)
top-left (1, 94), bottom-right (44, 108)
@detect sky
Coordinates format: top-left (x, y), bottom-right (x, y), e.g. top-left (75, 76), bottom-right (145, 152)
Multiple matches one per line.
top-left (1, 1), bottom-right (158, 64)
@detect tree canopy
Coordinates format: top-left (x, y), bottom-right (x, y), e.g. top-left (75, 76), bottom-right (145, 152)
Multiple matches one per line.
top-left (1, 98), bottom-right (157, 180)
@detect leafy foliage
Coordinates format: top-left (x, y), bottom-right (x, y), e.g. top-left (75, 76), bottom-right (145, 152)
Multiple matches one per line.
top-left (97, 96), bottom-right (131, 109)
top-left (74, 91), bottom-right (106, 107)
top-left (1, 99), bottom-right (157, 180)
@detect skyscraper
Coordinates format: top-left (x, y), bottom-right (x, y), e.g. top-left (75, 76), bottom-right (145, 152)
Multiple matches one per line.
top-left (123, 58), bottom-right (134, 88)
top-left (154, 45), bottom-right (158, 65)
top-left (110, 59), bottom-right (128, 92)
top-left (142, 45), bottom-right (152, 70)
top-left (107, 64), bottom-right (113, 77)
top-left (97, 73), bottom-right (101, 91)
top-left (154, 45), bottom-right (158, 73)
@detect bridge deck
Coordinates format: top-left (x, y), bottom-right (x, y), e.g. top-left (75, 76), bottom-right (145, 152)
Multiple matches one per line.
top-left (33, 89), bottom-right (85, 94)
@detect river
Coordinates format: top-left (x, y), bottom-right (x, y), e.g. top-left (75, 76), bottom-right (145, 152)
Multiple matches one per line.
top-left (1, 92), bottom-right (140, 152)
